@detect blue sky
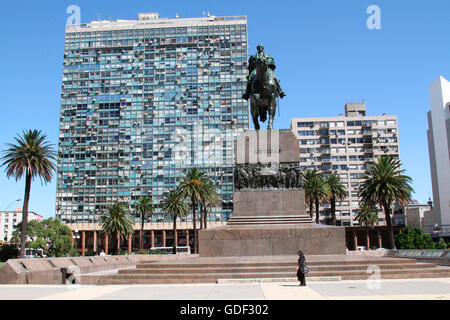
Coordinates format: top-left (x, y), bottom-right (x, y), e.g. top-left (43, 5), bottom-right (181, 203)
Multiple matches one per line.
top-left (0, 0), bottom-right (449, 218)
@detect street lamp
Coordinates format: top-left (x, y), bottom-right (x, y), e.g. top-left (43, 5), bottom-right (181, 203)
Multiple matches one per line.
top-left (4, 199), bottom-right (21, 211)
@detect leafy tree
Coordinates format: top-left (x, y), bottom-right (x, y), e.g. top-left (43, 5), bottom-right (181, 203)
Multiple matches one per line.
top-left (13, 218), bottom-right (75, 257)
top-left (325, 173), bottom-right (348, 226)
top-left (100, 203), bottom-right (134, 254)
top-left (359, 156), bottom-right (414, 249)
top-left (395, 227), bottom-right (436, 250)
top-left (355, 203), bottom-right (379, 249)
top-left (135, 197), bottom-right (154, 250)
top-left (160, 190), bottom-right (189, 254)
top-left (1, 130), bottom-right (56, 258)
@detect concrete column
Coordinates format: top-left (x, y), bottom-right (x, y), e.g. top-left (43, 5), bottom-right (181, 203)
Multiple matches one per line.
top-left (174, 229), bottom-right (178, 249)
top-left (162, 230), bottom-right (166, 247)
top-left (353, 231), bottom-right (358, 250)
top-left (93, 231), bottom-right (97, 253)
top-left (186, 230), bottom-right (189, 247)
top-left (104, 234), bottom-right (109, 255)
top-left (377, 230), bottom-right (382, 249)
top-left (81, 231), bottom-right (86, 256)
top-left (128, 234), bottom-right (132, 254)
top-left (150, 230), bottom-right (155, 248)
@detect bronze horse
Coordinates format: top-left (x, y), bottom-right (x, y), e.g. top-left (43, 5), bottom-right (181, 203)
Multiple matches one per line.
top-left (250, 53), bottom-right (279, 130)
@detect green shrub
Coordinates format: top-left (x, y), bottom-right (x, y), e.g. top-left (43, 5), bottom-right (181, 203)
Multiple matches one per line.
top-left (395, 227), bottom-right (436, 250)
top-left (436, 238), bottom-right (448, 250)
top-left (0, 245), bottom-right (19, 262)
top-left (136, 249), bottom-right (148, 255)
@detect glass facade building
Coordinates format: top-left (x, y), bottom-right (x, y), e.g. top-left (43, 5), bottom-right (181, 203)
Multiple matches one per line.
top-left (56, 13), bottom-right (249, 224)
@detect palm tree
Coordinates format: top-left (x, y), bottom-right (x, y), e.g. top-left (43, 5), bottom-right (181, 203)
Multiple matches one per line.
top-left (160, 190), bottom-right (189, 254)
top-left (325, 173), bottom-right (348, 226)
top-left (303, 170), bottom-right (319, 219)
top-left (100, 203), bottom-right (134, 254)
top-left (135, 197), bottom-right (154, 250)
top-left (355, 203), bottom-right (379, 249)
top-left (306, 174), bottom-right (330, 224)
top-left (178, 167), bottom-right (208, 254)
top-left (199, 179), bottom-right (220, 230)
top-left (358, 156), bottom-right (414, 249)
top-left (1, 130), bottom-right (56, 258)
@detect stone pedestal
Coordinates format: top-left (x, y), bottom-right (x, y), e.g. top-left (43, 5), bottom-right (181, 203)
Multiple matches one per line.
top-left (199, 130), bottom-right (346, 257)
top-left (199, 224), bottom-right (346, 257)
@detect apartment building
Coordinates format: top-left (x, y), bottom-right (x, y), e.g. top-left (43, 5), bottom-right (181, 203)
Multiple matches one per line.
top-left (0, 208), bottom-right (43, 242)
top-left (291, 103), bottom-right (400, 226)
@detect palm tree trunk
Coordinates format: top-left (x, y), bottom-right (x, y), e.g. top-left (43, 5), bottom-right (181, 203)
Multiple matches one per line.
top-left (384, 205), bottom-right (395, 249)
top-left (315, 197), bottom-right (320, 224)
top-left (173, 214), bottom-right (177, 255)
top-left (192, 196), bottom-right (197, 254)
top-left (20, 172), bottom-right (32, 258)
top-left (331, 196), bottom-right (336, 226)
top-left (140, 214), bottom-right (145, 250)
top-left (116, 231), bottom-right (120, 255)
top-left (200, 202), bottom-right (204, 230)
top-left (309, 199), bottom-right (313, 219)
top-left (365, 225), bottom-right (370, 249)
top-left (203, 204), bottom-right (207, 229)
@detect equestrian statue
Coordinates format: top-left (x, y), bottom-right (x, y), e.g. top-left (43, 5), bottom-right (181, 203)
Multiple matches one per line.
top-left (242, 44), bottom-right (286, 130)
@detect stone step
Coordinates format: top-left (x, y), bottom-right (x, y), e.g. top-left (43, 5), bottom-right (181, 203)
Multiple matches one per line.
top-left (120, 263), bottom-right (437, 275)
top-left (227, 215), bottom-right (313, 225)
top-left (136, 258), bottom-right (417, 269)
top-left (97, 268), bottom-right (450, 285)
top-left (106, 267), bottom-right (450, 280)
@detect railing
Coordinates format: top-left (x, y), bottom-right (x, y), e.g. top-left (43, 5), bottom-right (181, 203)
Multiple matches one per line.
top-left (149, 246), bottom-right (191, 255)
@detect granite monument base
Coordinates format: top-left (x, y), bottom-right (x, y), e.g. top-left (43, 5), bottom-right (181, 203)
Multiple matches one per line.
top-left (198, 224), bottom-right (346, 257)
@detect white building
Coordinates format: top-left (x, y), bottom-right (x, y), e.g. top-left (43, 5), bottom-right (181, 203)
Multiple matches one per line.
top-left (291, 103), bottom-right (400, 226)
top-left (0, 208), bottom-right (43, 242)
top-left (427, 75), bottom-right (450, 227)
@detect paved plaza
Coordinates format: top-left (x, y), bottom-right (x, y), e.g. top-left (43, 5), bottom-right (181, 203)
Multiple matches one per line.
top-left (0, 278), bottom-right (449, 300)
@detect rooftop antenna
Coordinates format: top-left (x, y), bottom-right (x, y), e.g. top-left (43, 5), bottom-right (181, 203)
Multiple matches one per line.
top-left (176, 13), bottom-right (179, 18)
top-left (202, 10), bottom-right (206, 17)
top-left (207, 11), bottom-right (210, 17)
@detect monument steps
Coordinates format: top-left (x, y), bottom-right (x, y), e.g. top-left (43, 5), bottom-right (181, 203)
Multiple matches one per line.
top-left (96, 257), bottom-right (450, 284)
top-left (226, 215), bottom-right (314, 226)
top-left (117, 263), bottom-right (438, 275)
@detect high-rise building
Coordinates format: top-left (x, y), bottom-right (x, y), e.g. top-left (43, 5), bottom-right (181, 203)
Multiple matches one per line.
top-left (426, 76), bottom-right (450, 227)
top-left (56, 13), bottom-right (249, 225)
top-left (290, 103), bottom-right (400, 226)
